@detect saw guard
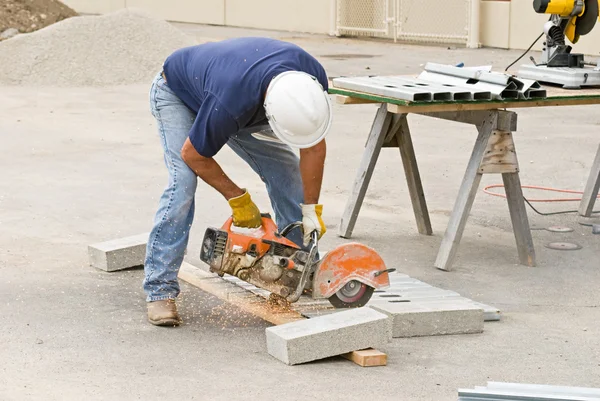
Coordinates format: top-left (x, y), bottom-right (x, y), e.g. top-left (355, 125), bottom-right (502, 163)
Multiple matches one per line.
top-left (312, 243), bottom-right (391, 299)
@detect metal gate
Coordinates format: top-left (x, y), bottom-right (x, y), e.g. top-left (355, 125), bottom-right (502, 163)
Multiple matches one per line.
top-left (336, 0), bottom-right (393, 37)
top-left (335, 0), bottom-right (477, 46)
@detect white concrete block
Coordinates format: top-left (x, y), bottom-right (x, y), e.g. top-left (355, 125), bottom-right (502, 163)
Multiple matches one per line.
top-left (412, 298), bottom-right (502, 322)
top-left (265, 307), bottom-right (391, 365)
top-left (370, 301), bottom-right (483, 338)
top-left (88, 233), bottom-right (148, 272)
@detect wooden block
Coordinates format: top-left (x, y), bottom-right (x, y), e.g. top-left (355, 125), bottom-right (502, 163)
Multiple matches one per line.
top-left (88, 233), bottom-right (148, 272)
top-left (479, 130), bottom-right (519, 174)
top-left (342, 349), bottom-right (387, 367)
top-left (336, 95), bottom-right (379, 105)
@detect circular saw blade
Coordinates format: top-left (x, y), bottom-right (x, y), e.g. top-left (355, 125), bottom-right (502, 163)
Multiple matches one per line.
top-left (576, 0), bottom-right (598, 36)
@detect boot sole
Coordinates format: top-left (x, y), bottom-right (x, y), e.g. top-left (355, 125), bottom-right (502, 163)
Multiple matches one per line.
top-left (148, 317), bottom-right (182, 327)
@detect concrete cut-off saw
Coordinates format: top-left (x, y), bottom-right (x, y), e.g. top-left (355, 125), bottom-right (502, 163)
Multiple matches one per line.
top-left (200, 214), bottom-right (394, 308)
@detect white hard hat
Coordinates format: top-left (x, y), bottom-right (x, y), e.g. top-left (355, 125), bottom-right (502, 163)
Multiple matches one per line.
top-left (264, 71), bottom-right (333, 149)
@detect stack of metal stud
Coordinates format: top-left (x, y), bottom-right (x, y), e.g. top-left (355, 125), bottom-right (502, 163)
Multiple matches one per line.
top-left (332, 63), bottom-right (547, 102)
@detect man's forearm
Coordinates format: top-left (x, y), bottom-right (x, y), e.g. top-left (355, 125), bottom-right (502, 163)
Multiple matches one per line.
top-left (181, 138), bottom-right (244, 200)
top-left (299, 140), bottom-right (326, 204)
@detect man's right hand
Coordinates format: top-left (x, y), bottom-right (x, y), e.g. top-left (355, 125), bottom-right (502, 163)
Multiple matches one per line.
top-left (228, 190), bottom-right (262, 228)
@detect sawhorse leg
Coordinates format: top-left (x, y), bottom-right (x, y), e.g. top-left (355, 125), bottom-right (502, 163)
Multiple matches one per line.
top-left (395, 114), bottom-right (433, 235)
top-left (339, 104), bottom-right (392, 238)
top-left (339, 106), bottom-right (432, 238)
top-left (503, 172), bottom-right (536, 266)
top-left (434, 110), bottom-right (536, 271)
top-left (578, 144), bottom-right (600, 217)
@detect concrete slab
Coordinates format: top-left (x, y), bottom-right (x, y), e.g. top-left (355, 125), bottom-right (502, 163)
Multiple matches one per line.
top-left (371, 302), bottom-right (483, 338)
top-left (88, 233), bottom-right (148, 272)
top-left (265, 307), bottom-right (391, 365)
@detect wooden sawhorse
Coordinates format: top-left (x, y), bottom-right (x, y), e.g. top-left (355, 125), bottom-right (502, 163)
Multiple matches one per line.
top-left (579, 144), bottom-right (600, 217)
top-left (338, 102), bottom-right (534, 271)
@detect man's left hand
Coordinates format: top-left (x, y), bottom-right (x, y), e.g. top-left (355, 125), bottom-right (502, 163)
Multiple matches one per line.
top-left (301, 204), bottom-right (326, 245)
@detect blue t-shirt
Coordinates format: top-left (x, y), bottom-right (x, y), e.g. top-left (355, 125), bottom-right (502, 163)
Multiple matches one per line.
top-left (162, 37), bottom-right (329, 157)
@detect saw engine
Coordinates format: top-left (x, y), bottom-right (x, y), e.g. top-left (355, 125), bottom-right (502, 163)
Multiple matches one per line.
top-left (200, 214), bottom-right (393, 308)
top-left (201, 214), bottom-right (310, 300)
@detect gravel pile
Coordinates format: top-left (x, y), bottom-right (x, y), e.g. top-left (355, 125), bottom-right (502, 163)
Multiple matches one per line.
top-left (0, 9), bottom-right (198, 86)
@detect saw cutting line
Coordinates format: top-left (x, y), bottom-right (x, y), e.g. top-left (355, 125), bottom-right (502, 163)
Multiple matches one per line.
top-left (483, 184), bottom-right (600, 202)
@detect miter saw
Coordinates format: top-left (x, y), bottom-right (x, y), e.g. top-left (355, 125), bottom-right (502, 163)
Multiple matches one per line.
top-left (517, 0), bottom-right (600, 88)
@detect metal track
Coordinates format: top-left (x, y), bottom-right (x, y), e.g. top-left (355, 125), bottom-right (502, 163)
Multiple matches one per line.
top-left (422, 63), bottom-right (547, 99)
top-left (458, 382), bottom-right (600, 400)
top-left (369, 75), bottom-right (490, 100)
top-left (418, 71), bottom-right (518, 99)
top-left (332, 76), bottom-right (433, 101)
top-left (332, 75), bottom-right (492, 101)
top-left (332, 64), bottom-right (546, 103)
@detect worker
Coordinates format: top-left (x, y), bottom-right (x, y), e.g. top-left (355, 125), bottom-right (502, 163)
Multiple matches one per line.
top-left (143, 37), bottom-right (333, 327)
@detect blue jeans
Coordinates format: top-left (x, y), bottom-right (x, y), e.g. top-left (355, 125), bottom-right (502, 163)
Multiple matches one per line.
top-left (143, 72), bottom-right (304, 302)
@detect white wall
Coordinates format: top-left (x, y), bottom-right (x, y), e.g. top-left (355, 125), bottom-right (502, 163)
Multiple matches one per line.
top-left (126, 0), bottom-right (225, 25)
top-left (62, 0), bottom-right (331, 33)
top-left (480, 0), bottom-right (510, 49)
top-left (61, 0), bottom-right (600, 53)
top-left (62, 0), bottom-right (126, 13)
top-left (225, 0), bottom-right (331, 33)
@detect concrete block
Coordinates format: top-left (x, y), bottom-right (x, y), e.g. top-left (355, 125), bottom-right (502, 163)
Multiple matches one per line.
top-left (409, 298), bottom-right (501, 322)
top-left (265, 307), bottom-right (391, 365)
top-left (370, 302), bottom-right (483, 338)
top-left (88, 233), bottom-right (149, 272)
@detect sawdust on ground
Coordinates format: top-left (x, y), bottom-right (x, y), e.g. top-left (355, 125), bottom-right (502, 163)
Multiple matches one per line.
top-left (0, 0), bottom-right (77, 35)
top-left (0, 9), bottom-right (198, 86)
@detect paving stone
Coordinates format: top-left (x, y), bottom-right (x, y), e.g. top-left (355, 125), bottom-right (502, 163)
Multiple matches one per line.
top-left (411, 298), bottom-right (501, 321)
top-left (265, 307), bottom-right (391, 365)
top-left (88, 233), bottom-right (148, 272)
top-left (370, 301), bottom-right (483, 338)
top-left (369, 290), bottom-right (462, 304)
top-left (374, 288), bottom-right (460, 296)
top-left (375, 284), bottom-right (433, 292)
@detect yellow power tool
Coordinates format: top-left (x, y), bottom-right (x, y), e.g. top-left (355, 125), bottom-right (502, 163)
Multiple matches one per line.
top-left (518, 0), bottom-right (600, 87)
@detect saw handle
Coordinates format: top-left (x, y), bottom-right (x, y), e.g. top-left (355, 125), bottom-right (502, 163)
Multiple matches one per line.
top-left (280, 222), bottom-right (303, 237)
top-left (222, 213), bottom-right (279, 235)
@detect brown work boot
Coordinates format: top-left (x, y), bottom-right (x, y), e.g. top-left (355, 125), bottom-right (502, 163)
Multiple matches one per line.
top-left (147, 299), bottom-right (182, 327)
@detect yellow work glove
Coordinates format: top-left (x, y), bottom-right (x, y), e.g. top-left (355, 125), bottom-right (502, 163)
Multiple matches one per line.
top-left (228, 190), bottom-right (262, 228)
top-left (301, 204), bottom-right (326, 245)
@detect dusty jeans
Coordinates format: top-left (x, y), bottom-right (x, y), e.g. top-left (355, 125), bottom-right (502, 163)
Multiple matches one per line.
top-left (143, 72), bottom-right (304, 302)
